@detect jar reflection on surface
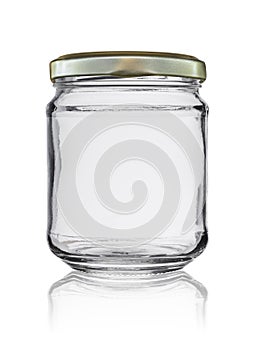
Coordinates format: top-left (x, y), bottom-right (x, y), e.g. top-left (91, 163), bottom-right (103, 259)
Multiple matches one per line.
top-left (49, 271), bottom-right (207, 331)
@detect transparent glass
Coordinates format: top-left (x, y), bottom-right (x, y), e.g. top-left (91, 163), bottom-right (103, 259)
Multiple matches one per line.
top-left (47, 76), bottom-right (208, 274)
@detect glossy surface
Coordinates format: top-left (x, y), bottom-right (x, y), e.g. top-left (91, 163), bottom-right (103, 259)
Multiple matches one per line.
top-left (50, 51), bottom-right (206, 81)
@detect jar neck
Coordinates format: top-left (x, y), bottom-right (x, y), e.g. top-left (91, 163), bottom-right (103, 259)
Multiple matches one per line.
top-left (53, 75), bottom-right (201, 91)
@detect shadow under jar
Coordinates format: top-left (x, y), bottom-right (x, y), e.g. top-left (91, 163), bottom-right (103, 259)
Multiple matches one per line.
top-left (47, 51), bottom-right (208, 274)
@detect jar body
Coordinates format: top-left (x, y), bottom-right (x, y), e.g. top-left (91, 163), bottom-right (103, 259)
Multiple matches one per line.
top-left (47, 76), bottom-right (208, 273)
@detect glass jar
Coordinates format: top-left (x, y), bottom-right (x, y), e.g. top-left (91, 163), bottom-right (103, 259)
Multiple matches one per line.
top-left (47, 52), bottom-right (208, 274)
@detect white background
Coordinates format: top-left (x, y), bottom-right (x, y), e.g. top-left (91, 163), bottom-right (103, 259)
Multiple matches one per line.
top-left (1, 0), bottom-right (263, 349)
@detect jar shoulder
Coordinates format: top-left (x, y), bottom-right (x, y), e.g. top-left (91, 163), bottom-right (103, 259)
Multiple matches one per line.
top-left (47, 88), bottom-right (208, 116)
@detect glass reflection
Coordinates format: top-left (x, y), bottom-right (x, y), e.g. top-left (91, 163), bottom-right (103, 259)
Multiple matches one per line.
top-left (49, 271), bottom-right (207, 331)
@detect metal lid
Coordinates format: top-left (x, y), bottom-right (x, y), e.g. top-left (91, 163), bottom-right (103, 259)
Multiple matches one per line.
top-left (50, 51), bottom-right (206, 82)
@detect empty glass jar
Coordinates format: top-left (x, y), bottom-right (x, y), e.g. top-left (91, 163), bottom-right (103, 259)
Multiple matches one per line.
top-left (47, 51), bottom-right (208, 274)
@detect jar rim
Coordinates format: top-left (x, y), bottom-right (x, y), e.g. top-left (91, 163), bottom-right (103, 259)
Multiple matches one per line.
top-left (50, 51), bottom-right (206, 82)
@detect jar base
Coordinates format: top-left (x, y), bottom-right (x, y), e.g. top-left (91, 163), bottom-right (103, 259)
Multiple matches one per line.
top-left (49, 233), bottom-right (207, 275)
top-left (61, 255), bottom-right (192, 275)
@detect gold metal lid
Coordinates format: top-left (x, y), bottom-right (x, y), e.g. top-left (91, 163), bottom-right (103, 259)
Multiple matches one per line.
top-left (50, 51), bottom-right (206, 82)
